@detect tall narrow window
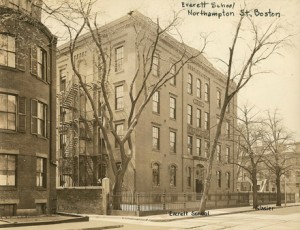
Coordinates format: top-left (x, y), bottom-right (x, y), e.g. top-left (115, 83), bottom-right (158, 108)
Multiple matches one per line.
top-left (217, 171), bottom-right (221, 188)
top-left (0, 34), bottom-right (15, 67)
top-left (225, 147), bottom-right (230, 163)
top-left (115, 123), bottom-right (124, 147)
top-left (152, 126), bottom-right (160, 150)
top-left (59, 69), bottom-right (67, 92)
top-left (152, 91), bottom-right (160, 113)
top-left (187, 74), bottom-right (193, 94)
top-left (204, 83), bottom-right (209, 102)
top-left (115, 46), bottom-right (124, 72)
top-left (187, 167), bottom-right (192, 187)
top-left (36, 157), bottom-right (46, 187)
top-left (196, 109), bottom-right (201, 128)
top-left (37, 47), bottom-right (47, 80)
top-left (170, 165), bottom-right (177, 187)
top-left (204, 141), bottom-right (209, 158)
top-left (152, 163), bottom-right (160, 186)
top-left (0, 154), bottom-right (16, 186)
top-left (216, 144), bottom-right (221, 161)
top-left (153, 53), bottom-right (159, 76)
top-left (187, 105), bottom-right (192, 125)
top-left (226, 172), bottom-right (230, 188)
top-left (115, 85), bottom-right (124, 110)
top-left (196, 79), bottom-right (201, 98)
top-left (0, 93), bottom-right (16, 131)
top-left (196, 138), bottom-right (201, 156)
top-left (31, 100), bottom-right (47, 137)
top-left (170, 64), bottom-right (176, 85)
top-left (170, 97), bottom-right (176, 119)
top-left (204, 112), bottom-right (209, 130)
top-left (187, 136), bottom-right (193, 155)
top-left (170, 131), bottom-right (176, 153)
top-left (226, 121), bottom-right (230, 138)
top-left (217, 90), bottom-right (221, 108)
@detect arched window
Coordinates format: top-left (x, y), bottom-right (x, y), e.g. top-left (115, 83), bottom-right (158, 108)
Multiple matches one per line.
top-left (217, 171), bottom-right (222, 188)
top-left (204, 83), bottom-right (209, 102)
top-left (170, 165), bottom-right (177, 187)
top-left (196, 79), bottom-right (201, 98)
top-left (187, 74), bottom-right (193, 94)
top-left (226, 172), bottom-right (231, 188)
top-left (152, 163), bottom-right (160, 186)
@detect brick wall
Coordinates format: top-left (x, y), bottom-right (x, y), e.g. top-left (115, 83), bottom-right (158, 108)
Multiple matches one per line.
top-left (57, 187), bottom-right (103, 215)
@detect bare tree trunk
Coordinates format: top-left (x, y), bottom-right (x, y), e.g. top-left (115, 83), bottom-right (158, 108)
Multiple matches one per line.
top-left (252, 174), bottom-right (258, 209)
top-left (112, 172), bottom-right (124, 210)
top-left (276, 173), bottom-right (281, 206)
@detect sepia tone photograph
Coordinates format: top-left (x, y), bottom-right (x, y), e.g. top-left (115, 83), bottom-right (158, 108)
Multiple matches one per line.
top-left (0, 0), bottom-right (299, 229)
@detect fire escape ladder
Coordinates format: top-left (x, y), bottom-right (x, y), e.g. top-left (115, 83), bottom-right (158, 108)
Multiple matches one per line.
top-left (62, 83), bottom-right (79, 108)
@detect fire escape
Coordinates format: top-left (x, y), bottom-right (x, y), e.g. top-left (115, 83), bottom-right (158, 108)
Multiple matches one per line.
top-left (58, 78), bottom-right (100, 187)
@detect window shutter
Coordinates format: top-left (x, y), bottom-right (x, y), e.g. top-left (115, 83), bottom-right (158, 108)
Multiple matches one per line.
top-left (46, 105), bottom-right (50, 138)
top-left (16, 38), bottom-right (25, 71)
top-left (31, 99), bottom-right (37, 134)
top-left (30, 46), bottom-right (37, 75)
top-left (18, 96), bottom-right (26, 133)
top-left (46, 52), bottom-right (50, 84)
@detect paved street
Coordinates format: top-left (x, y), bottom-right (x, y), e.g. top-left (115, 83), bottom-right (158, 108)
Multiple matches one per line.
top-left (1, 206), bottom-right (299, 230)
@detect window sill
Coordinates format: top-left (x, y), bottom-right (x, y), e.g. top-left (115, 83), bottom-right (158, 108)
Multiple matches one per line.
top-left (152, 149), bottom-right (160, 153)
top-left (115, 69), bottom-right (125, 74)
top-left (0, 129), bottom-right (17, 134)
top-left (31, 74), bottom-right (49, 85)
top-left (0, 186), bottom-right (17, 191)
top-left (115, 108), bottom-right (124, 112)
top-left (169, 117), bottom-right (176, 121)
top-left (0, 65), bottom-right (19, 72)
top-left (36, 187), bottom-right (47, 191)
top-left (152, 112), bottom-right (160, 116)
top-left (32, 134), bottom-right (48, 140)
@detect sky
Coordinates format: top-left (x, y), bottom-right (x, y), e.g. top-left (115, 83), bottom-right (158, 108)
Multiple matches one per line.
top-left (44, 0), bottom-right (300, 140)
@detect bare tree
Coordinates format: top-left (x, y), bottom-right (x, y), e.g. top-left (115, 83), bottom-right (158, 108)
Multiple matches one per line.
top-left (45, 0), bottom-right (207, 208)
top-left (233, 106), bottom-right (268, 209)
top-left (198, 12), bottom-right (292, 212)
top-left (262, 110), bottom-right (295, 206)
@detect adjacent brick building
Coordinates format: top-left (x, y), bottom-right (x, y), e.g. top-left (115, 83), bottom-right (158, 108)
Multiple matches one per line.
top-left (56, 11), bottom-right (237, 194)
top-left (0, 0), bottom-right (57, 216)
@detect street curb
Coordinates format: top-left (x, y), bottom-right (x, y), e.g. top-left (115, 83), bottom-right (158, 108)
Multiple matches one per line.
top-left (0, 214), bottom-right (89, 228)
top-left (113, 204), bottom-right (300, 222)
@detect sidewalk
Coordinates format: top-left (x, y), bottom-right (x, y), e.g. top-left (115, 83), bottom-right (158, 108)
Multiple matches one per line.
top-left (90, 202), bottom-right (300, 222)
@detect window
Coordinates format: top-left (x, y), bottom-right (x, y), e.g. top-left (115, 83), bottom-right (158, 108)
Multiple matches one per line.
top-left (226, 121), bottom-right (230, 138)
top-left (59, 69), bottom-right (66, 92)
top-left (115, 46), bottom-right (124, 72)
top-left (115, 123), bottom-right (124, 147)
top-left (187, 167), bottom-right (192, 187)
top-left (226, 172), bottom-right (230, 188)
top-left (196, 79), bottom-right (201, 98)
top-left (0, 154), bottom-right (16, 186)
top-left (217, 90), bottom-right (221, 108)
top-left (153, 53), bottom-right (159, 76)
top-left (152, 163), bottom-right (160, 186)
top-left (152, 91), bottom-right (160, 113)
top-left (31, 100), bottom-right (47, 137)
top-left (170, 165), bottom-right (177, 187)
top-left (115, 85), bottom-right (124, 110)
top-left (36, 157), bottom-right (46, 187)
top-left (196, 138), bottom-right (201, 156)
top-left (170, 64), bottom-right (176, 85)
top-left (204, 83), bottom-right (209, 102)
top-left (187, 136), bottom-right (193, 155)
top-left (226, 102), bottom-right (230, 113)
top-left (0, 34), bottom-right (15, 67)
top-left (187, 105), bottom-right (192, 124)
top-left (37, 47), bottom-right (47, 80)
top-left (187, 74), bottom-right (193, 94)
top-left (216, 144), bottom-right (221, 161)
top-left (217, 171), bottom-right (221, 188)
top-left (204, 141), bottom-right (209, 158)
top-left (169, 97), bottom-right (176, 119)
top-left (225, 147), bottom-right (230, 163)
top-left (152, 126), bottom-right (160, 150)
top-left (204, 112), bottom-right (209, 130)
top-left (170, 131), bottom-right (176, 153)
top-left (196, 109), bottom-right (201, 128)
top-left (0, 94), bottom-right (16, 130)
